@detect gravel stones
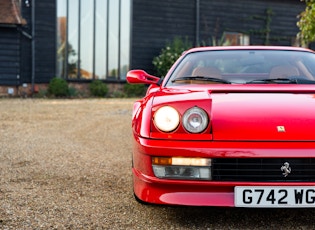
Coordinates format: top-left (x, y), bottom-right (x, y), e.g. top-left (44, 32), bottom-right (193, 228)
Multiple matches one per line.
top-left (1, 99), bottom-right (315, 229)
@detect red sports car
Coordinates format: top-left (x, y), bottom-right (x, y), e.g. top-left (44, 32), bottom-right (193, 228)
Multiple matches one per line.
top-left (127, 46), bottom-right (315, 207)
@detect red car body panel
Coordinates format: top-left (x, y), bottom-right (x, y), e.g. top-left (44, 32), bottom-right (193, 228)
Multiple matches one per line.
top-left (132, 136), bottom-right (315, 206)
top-left (128, 46), bottom-right (315, 207)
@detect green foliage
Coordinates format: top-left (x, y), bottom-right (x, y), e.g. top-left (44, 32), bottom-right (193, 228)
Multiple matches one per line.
top-left (89, 80), bottom-right (108, 97)
top-left (48, 77), bottom-right (69, 97)
top-left (297, 0), bottom-right (315, 46)
top-left (68, 87), bottom-right (79, 97)
top-left (153, 37), bottom-right (192, 77)
top-left (124, 83), bottom-right (146, 97)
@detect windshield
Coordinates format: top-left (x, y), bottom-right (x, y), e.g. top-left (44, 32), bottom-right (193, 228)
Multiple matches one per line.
top-left (166, 50), bottom-right (315, 86)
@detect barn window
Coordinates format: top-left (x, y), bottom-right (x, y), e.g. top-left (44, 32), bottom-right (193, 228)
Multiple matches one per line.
top-left (56, 0), bottom-right (131, 81)
top-left (223, 32), bottom-right (250, 46)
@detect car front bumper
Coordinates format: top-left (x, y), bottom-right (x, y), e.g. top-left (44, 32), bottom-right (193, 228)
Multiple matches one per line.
top-left (132, 136), bottom-right (315, 206)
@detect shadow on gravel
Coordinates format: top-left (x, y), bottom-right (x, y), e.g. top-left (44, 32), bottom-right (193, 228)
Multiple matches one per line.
top-left (156, 206), bottom-right (315, 229)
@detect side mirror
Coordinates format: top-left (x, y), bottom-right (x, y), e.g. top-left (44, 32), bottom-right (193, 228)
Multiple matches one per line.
top-left (126, 70), bottom-right (161, 85)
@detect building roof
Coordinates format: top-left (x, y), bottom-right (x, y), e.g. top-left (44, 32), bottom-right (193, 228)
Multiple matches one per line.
top-left (0, 0), bottom-right (27, 25)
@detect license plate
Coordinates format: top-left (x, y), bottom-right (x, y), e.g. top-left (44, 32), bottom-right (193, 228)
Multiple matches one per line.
top-left (235, 186), bottom-right (315, 208)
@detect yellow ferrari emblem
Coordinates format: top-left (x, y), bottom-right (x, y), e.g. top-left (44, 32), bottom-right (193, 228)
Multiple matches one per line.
top-left (277, 126), bottom-right (286, 132)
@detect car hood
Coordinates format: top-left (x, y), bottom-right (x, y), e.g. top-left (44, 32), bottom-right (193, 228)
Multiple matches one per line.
top-left (211, 92), bottom-right (315, 141)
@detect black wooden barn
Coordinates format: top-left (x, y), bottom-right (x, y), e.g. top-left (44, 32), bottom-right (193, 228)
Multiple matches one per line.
top-left (0, 0), bottom-right (305, 96)
top-left (0, 0), bottom-right (55, 95)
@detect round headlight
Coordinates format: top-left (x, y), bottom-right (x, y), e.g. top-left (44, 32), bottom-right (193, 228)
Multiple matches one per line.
top-left (154, 106), bottom-right (180, 132)
top-left (183, 107), bottom-right (208, 133)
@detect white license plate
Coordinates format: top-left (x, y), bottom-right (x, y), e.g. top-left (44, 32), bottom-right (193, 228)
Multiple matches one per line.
top-left (235, 186), bottom-right (315, 208)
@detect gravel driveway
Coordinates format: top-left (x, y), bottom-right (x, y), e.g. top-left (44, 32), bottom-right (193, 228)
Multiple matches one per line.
top-left (1, 98), bottom-right (315, 229)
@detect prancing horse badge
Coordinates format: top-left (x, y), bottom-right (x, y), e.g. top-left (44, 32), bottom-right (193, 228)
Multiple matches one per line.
top-left (281, 162), bottom-right (291, 177)
top-left (277, 126), bottom-right (285, 132)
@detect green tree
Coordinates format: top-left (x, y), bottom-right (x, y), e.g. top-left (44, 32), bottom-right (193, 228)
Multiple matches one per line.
top-left (297, 0), bottom-right (315, 46)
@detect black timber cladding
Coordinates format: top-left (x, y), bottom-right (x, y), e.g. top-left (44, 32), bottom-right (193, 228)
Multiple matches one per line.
top-left (131, 0), bottom-right (305, 75)
top-left (131, 0), bottom-right (196, 74)
top-left (34, 1), bottom-right (56, 83)
top-left (199, 0), bottom-right (305, 46)
top-left (0, 0), bottom-right (56, 86)
top-left (0, 27), bottom-right (20, 85)
top-left (20, 0), bottom-right (32, 85)
top-left (0, 0), bottom-right (306, 85)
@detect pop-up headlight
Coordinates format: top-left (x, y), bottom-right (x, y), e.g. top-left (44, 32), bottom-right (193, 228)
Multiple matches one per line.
top-left (182, 106), bottom-right (208, 133)
top-left (153, 106), bottom-right (180, 132)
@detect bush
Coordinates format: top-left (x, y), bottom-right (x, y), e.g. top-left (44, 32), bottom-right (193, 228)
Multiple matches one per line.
top-left (152, 37), bottom-right (192, 77)
top-left (68, 87), bottom-right (79, 97)
top-left (124, 83), bottom-right (146, 97)
top-left (89, 80), bottom-right (108, 97)
top-left (48, 77), bottom-right (69, 97)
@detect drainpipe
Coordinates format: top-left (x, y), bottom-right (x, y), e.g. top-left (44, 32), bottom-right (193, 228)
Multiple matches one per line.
top-left (31, 0), bottom-right (35, 95)
top-left (195, 0), bottom-right (200, 47)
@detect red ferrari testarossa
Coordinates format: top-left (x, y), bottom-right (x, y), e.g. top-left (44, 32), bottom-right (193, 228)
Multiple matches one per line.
top-left (127, 46), bottom-right (315, 207)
